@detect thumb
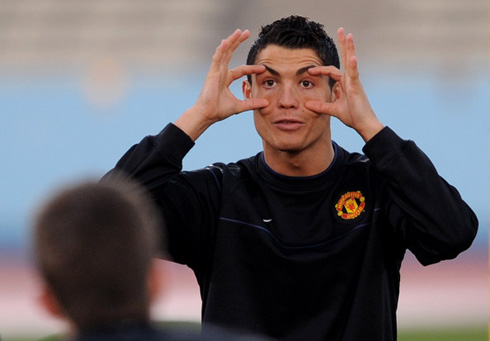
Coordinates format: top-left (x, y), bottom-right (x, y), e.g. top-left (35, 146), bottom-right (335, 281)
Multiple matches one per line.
top-left (305, 100), bottom-right (335, 116)
top-left (237, 98), bottom-right (269, 113)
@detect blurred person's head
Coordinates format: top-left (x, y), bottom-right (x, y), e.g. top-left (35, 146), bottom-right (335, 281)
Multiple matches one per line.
top-left (32, 177), bottom-right (163, 332)
top-left (246, 15), bottom-right (340, 88)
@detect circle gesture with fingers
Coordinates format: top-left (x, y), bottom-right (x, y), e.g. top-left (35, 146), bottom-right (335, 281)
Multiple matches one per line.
top-left (305, 28), bottom-right (383, 142)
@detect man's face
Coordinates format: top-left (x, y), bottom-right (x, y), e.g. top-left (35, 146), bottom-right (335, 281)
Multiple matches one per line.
top-left (243, 45), bottom-right (335, 156)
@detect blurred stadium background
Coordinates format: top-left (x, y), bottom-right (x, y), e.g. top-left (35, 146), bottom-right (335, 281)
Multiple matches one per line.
top-left (0, 0), bottom-right (488, 339)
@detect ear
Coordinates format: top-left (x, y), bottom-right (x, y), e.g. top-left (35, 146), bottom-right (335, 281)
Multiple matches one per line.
top-left (147, 259), bottom-right (164, 303)
top-left (331, 82), bottom-right (341, 102)
top-left (39, 285), bottom-right (65, 320)
top-left (242, 79), bottom-right (252, 100)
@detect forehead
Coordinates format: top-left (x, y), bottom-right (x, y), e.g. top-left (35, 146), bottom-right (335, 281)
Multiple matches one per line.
top-left (254, 45), bottom-right (323, 71)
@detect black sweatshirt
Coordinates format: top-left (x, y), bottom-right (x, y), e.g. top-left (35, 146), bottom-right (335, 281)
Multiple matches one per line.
top-left (105, 123), bottom-right (478, 341)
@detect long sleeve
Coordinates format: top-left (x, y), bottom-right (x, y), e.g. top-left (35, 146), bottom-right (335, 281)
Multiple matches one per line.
top-left (102, 123), bottom-right (222, 271)
top-left (363, 127), bottom-right (478, 265)
top-left (103, 123), bottom-right (195, 187)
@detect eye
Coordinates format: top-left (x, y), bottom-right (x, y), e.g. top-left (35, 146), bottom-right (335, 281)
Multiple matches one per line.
top-left (300, 80), bottom-right (314, 88)
top-left (263, 79), bottom-right (277, 88)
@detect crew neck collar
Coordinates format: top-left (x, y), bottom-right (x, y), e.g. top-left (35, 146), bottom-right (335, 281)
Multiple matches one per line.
top-left (257, 141), bottom-right (343, 189)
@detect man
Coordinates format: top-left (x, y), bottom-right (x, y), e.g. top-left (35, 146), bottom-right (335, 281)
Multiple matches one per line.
top-left (104, 16), bottom-right (478, 340)
top-left (32, 178), bottom-right (206, 340)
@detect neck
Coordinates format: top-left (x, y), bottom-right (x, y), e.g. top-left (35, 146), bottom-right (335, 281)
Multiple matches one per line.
top-left (263, 143), bottom-right (335, 177)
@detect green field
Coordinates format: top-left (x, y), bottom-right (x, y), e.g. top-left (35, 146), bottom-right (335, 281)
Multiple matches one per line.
top-left (398, 326), bottom-right (487, 341)
top-left (7, 325), bottom-right (488, 341)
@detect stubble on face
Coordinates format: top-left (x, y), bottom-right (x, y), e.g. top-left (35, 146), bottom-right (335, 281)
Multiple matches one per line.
top-left (244, 45), bottom-right (334, 159)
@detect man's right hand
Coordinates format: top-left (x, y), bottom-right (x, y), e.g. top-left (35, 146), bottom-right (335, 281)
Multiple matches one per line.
top-left (175, 29), bottom-right (268, 141)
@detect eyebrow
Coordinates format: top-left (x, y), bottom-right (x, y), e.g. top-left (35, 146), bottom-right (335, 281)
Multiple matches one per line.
top-left (261, 64), bottom-right (317, 77)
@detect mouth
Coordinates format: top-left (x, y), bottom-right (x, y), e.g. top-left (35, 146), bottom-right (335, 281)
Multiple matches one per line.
top-left (273, 119), bottom-right (305, 131)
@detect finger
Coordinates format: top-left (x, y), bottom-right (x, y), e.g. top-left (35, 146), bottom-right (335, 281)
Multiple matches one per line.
top-left (224, 29), bottom-right (245, 47)
top-left (348, 55), bottom-right (359, 79)
top-left (345, 34), bottom-right (359, 78)
top-left (346, 33), bottom-right (356, 59)
top-left (304, 99), bottom-right (335, 116)
top-left (224, 29), bottom-right (245, 53)
top-left (223, 29), bottom-right (249, 63)
top-left (209, 29), bottom-right (244, 74)
top-left (208, 39), bottom-right (229, 74)
top-left (307, 66), bottom-right (343, 81)
top-left (229, 65), bottom-right (266, 82)
top-left (238, 29), bottom-right (251, 44)
top-left (235, 98), bottom-right (269, 114)
top-left (337, 27), bottom-right (347, 71)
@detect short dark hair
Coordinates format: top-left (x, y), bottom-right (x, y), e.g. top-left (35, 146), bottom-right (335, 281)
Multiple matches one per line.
top-left (246, 15), bottom-right (340, 88)
top-left (33, 178), bottom-right (161, 330)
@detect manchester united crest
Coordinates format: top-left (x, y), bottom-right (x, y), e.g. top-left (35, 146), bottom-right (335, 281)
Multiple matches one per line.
top-left (335, 191), bottom-right (366, 220)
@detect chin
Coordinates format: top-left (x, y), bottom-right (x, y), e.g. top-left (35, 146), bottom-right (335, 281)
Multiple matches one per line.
top-left (274, 141), bottom-right (305, 153)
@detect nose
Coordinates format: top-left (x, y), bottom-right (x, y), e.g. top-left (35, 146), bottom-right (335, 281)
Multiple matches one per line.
top-left (278, 84), bottom-right (298, 109)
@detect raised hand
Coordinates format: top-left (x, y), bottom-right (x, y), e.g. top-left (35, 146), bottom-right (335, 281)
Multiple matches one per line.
top-left (175, 29), bottom-right (268, 141)
top-left (305, 28), bottom-right (384, 142)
